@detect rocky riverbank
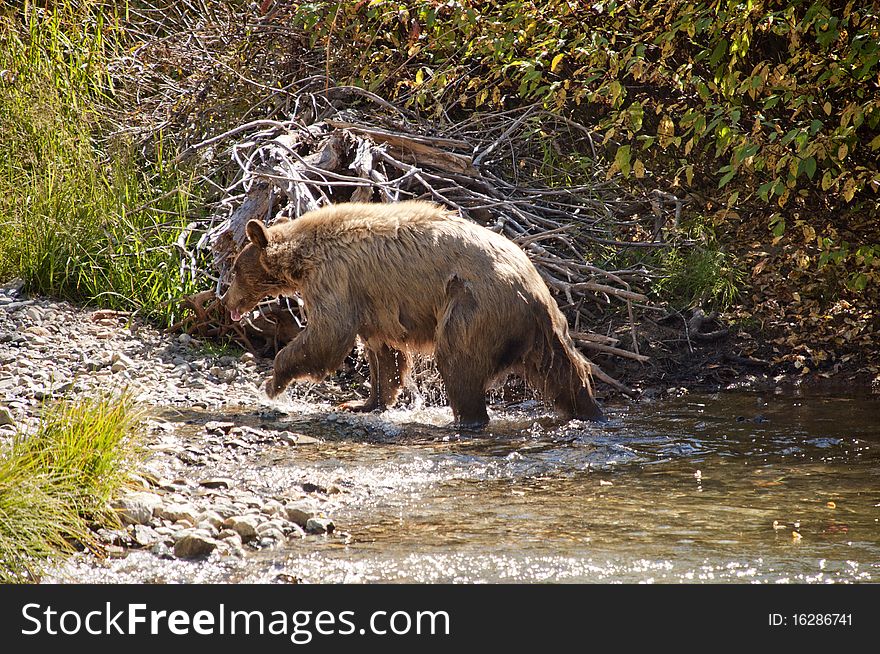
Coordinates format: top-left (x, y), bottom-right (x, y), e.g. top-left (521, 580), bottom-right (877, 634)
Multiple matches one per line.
top-left (0, 280), bottom-right (350, 574)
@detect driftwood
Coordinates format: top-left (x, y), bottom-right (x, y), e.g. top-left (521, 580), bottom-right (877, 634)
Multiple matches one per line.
top-left (171, 86), bottom-right (673, 397)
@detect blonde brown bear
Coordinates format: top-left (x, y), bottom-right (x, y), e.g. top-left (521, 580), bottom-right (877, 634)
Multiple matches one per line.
top-left (223, 201), bottom-right (603, 428)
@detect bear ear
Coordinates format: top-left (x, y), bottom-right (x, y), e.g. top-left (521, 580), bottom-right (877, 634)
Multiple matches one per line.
top-left (245, 220), bottom-right (270, 249)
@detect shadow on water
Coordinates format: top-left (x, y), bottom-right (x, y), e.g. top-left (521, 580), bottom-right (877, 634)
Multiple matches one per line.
top-left (54, 389), bottom-right (880, 584)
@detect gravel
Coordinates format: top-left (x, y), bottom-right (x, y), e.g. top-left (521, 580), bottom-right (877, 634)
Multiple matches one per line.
top-left (0, 286), bottom-right (342, 568)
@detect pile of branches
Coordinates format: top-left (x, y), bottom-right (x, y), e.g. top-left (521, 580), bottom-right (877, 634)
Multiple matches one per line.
top-left (171, 83), bottom-right (667, 396)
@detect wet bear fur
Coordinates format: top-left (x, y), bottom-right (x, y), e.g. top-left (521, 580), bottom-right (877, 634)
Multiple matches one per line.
top-left (223, 200), bottom-right (603, 428)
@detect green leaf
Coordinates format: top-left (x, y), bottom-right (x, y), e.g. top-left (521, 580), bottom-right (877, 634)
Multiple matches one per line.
top-left (821, 170), bottom-right (835, 191)
top-left (799, 156), bottom-right (817, 180)
top-left (615, 145), bottom-right (632, 177)
top-left (770, 214), bottom-right (786, 237)
top-left (628, 102), bottom-right (644, 131)
top-left (718, 169), bottom-right (736, 188)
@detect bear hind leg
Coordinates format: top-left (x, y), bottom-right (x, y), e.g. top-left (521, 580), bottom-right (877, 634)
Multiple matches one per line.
top-left (438, 359), bottom-right (490, 429)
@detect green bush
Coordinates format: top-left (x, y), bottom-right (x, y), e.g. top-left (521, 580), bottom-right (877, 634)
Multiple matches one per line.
top-left (296, 1), bottom-right (879, 209)
top-left (286, 1), bottom-right (879, 299)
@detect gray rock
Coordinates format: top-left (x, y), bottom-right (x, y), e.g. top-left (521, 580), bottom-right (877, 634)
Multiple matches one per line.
top-left (106, 545), bottom-right (127, 559)
top-left (257, 519), bottom-right (286, 535)
top-left (278, 431), bottom-right (320, 445)
top-left (151, 542), bottom-right (175, 559)
top-left (215, 539), bottom-right (244, 557)
top-left (172, 363), bottom-right (191, 376)
top-left (0, 406), bottom-right (14, 427)
top-left (0, 277), bottom-right (24, 298)
top-left (2, 300), bottom-right (34, 311)
top-left (113, 492), bottom-right (163, 525)
top-left (199, 477), bottom-right (233, 489)
top-left (210, 503), bottom-right (239, 520)
top-left (173, 532), bottom-right (218, 559)
top-left (305, 517), bottom-right (335, 534)
top-left (110, 351), bottom-right (135, 372)
top-left (231, 492), bottom-right (264, 509)
top-left (256, 526), bottom-right (285, 542)
top-left (217, 529), bottom-right (242, 545)
top-left (131, 524), bottom-right (161, 547)
top-left (81, 357), bottom-right (105, 371)
top-left (196, 510), bottom-right (226, 529)
top-left (157, 502), bottom-right (199, 524)
top-left (284, 502), bottom-right (315, 528)
top-left (205, 421), bottom-right (235, 434)
top-left (286, 523), bottom-right (307, 539)
top-left (223, 515), bottom-right (261, 542)
top-left (262, 499), bottom-right (285, 517)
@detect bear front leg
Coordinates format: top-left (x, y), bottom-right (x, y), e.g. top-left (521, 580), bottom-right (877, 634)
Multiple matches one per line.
top-left (341, 344), bottom-right (410, 412)
top-left (266, 322), bottom-right (358, 399)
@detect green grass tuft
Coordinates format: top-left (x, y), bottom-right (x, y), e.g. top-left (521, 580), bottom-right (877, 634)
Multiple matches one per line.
top-left (0, 391), bottom-right (144, 583)
top-left (654, 245), bottom-right (744, 311)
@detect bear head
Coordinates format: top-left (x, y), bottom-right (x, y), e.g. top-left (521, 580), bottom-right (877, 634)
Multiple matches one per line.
top-left (223, 220), bottom-right (286, 322)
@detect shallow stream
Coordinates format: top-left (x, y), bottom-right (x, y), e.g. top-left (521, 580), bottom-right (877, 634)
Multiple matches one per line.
top-left (50, 389), bottom-right (880, 583)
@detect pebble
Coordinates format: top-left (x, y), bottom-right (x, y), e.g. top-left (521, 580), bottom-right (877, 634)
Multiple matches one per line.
top-left (110, 351), bottom-right (135, 372)
top-left (24, 306), bottom-right (43, 322)
top-left (305, 517), bottom-right (335, 534)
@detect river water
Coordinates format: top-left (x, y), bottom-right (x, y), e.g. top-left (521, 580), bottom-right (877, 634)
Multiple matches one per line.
top-left (49, 388), bottom-right (880, 584)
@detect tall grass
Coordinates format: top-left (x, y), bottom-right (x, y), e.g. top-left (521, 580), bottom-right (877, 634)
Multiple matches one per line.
top-left (654, 246), bottom-right (745, 311)
top-left (0, 1), bottom-right (201, 326)
top-left (0, 391), bottom-right (144, 583)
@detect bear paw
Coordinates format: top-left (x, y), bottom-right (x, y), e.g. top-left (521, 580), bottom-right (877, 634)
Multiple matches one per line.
top-left (264, 376), bottom-right (284, 399)
top-left (339, 398), bottom-right (381, 413)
